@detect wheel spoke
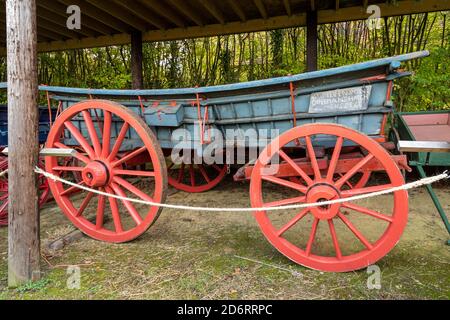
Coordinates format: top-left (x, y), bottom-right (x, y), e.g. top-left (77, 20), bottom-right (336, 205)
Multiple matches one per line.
top-left (264, 196), bottom-right (306, 208)
top-left (335, 154), bottom-right (374, 188)
top-left (108, 122), bottom-right (129, 161)
top-left (52, 166), bottom-right (84, 172)
top-left (76, 192), bottom-right (94, 217)
top-left (112, 147), bottom-right (147, 168)
top-left (341, 184), bottom-right (393, 197)
top-left (328, 219), bottom-right (342, 259)
top-left (305, 218), bottom-right (319, 256)
top-left (198, 165), bottom-right (211, 183)
top-left (189, 164), bottom-right (196, 186)
top-left (0, 200), bottom-right (8, 213)
top-left (305, 136), bottom-right (321, 180)
top-left (342, 203), bottom-right (393, 223)
top-left (101, 111), bottom-right (112, 158)
top-left (61, 182), bottom-right (85, 196)
top-left (82, 110), bottom-right (102, 157)
top-left (111, 183), bottom-right (143, 225)
top-left (327, 136), bottom-right (344, 181)
top-left (96, 191), bottom-right (106, 230)
top-left (113, 176), bottom-right (154, 202)
top-left (212, 164), bottom-right (224, 173)
top-left (54, 142), bottom-right (90, 164)
top-left (277, 209), bottom-right (310, 237)
top-left (105, 186), bottom-right (123, 233)
top-left (278, 150), bottom-right (313, 185)
top-left (261, 175), bottom-right (307, 194)
top-left (177, 163), bottom-right (185, 183)
top-left (338, 212), bottom-right (373, 250)
top-left (113, 169), bottom-right (155, 178)
top-left (64, 121), bottom-right (96, 159)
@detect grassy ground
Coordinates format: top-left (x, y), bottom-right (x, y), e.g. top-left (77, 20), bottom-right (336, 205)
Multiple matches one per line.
top-left (0, 176), bottom-right (449, 300)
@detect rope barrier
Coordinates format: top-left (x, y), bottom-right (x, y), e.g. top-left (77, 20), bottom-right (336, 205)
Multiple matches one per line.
top-left (34, 166), bottom-right (448, 213)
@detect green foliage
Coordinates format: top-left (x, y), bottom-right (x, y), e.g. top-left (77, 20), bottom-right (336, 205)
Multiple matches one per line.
top-left (399, 47), bottom-right (450, 111)
top-left (1, 13), bottom-right (448, 112)
top-left (16, 278), bottom-right (51, 294)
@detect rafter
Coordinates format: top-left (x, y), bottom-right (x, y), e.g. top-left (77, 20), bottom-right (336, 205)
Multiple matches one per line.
top-left (168, 0), bottom-right (204, 26)
top-left (86, 0), bottom-right (148, 31)
top-left (38, 0), bottom-right (114, 35)
top-left (283, 0), bottom-right (292, 16)
top-left (227, 0), bottom-right (246, 22)
top-left (198, 0), bottom-right (226, 24)
top-left (36, 7), bottom-right (97, 37)
top-left (56, 0), bottom-right (131, 33)
top-left (112, 0), bottom-right (167, 30)
top-left (253, 0), bottom-right (268, 19)
top-left (143, 0), bottom-right (186, 28)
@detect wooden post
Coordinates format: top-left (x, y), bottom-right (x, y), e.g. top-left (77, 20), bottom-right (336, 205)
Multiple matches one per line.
top-left (131, 31), bottom-right (144, 89)
top-left (6, 0), bottom-right (40, 287)
top-left (306, 11), bottom-right (318, 72)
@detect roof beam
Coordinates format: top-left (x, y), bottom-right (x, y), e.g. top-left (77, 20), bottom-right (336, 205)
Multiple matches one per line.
top-left (0, 0), bottom-right (448, 55)
top-left (56, 0), bottom-right (131, 33)
top-left (198, 0), bottom-right (226, 24)
top-left (37, 19), bottom-right (83, 39)
top-left (168, 0), bottom-right (204, 26)
top-left (36, 7), bottom-right (97, 37)
top-left (253, 0), bottom-right (268, 19)
top-left (38, 0), bottom-right (115, 35)
top-left (143, 0), bottom-right (186, 28)
top-left (227, 0), bottom-right (246, 22)
top-left (112, 0), bottom-right (167, 30)
top-left (0, 15), bottom-right (64, 41)
top-left (283, 0), bottom-right (292, 16)
top-left (85, 0), bottom-right (149, 31)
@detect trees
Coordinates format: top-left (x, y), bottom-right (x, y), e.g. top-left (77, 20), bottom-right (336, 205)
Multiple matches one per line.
top-left (0, 12), bottom-right (448, 111)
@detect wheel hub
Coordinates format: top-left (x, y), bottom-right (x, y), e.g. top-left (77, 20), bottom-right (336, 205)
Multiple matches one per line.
top-left (82, 161), bottom-right (109, 187)
top-left (307, 183), bottom-right (341, 220)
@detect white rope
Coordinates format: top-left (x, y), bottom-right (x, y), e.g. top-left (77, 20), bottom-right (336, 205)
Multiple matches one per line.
top-left (0, 169), bottom-right (8, 178)
top-left (34, 166), bottom-right (448, 212)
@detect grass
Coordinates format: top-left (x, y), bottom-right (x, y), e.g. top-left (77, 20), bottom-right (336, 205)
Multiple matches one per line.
top-left (0, 178), bottom-right (449, 300)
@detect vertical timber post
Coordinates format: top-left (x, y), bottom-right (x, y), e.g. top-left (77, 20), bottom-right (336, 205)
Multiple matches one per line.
top-left (6, 0), bottom-right (40, 286)
top-left (306, 10), bottom-right (318, 72)
top-left (131, 31), bottom-right (144, 89)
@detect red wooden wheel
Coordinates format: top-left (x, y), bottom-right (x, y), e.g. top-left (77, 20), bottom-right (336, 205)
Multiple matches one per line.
top-left (45, 100), bottom-right (167, 243)
top-left (250, 123), bottom-right (408, 272)
top-left (167, 153), bottom-right (227, 193)
top-left (0, 157), bottom-right (50, 227)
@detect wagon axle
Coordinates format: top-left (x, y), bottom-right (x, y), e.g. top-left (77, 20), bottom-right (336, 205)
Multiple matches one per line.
top-left (306, 184), bottom-right (341, 220)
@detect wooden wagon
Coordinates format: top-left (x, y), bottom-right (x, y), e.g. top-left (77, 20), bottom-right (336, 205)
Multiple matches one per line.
top-left (7, 51), bottom-right (432, 272)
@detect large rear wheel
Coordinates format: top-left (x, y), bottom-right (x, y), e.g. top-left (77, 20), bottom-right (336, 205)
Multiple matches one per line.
top-left (250, 123), bottom-right (408, 272)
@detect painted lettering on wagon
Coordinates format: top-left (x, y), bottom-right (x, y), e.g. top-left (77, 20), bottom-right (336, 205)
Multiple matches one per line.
top-left (309, 85), bottom-right (372, 113)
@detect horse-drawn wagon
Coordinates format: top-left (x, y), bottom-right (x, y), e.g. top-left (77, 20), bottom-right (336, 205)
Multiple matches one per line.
top-left (4, 51), bottom-right (433, 272)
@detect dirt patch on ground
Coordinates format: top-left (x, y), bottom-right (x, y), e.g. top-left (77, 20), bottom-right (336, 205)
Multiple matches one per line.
top-left (0, 175), bottom-right (449, 300)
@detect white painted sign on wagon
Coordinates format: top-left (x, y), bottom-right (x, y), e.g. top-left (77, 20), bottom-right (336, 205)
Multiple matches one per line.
top-left (309, 85), bottom-right (372, 113)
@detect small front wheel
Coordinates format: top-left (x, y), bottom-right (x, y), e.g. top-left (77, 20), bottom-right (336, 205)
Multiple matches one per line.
top-left (45, 100), bottom-right (168, 243)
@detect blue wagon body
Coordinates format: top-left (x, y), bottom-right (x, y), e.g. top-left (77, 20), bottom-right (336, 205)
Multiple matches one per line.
top-left (0, 105), bottom-right (56, 146)
top-left (39, 51), bottom-right (429, 152)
